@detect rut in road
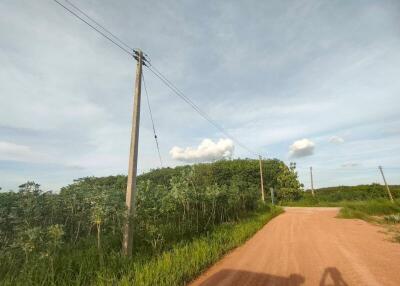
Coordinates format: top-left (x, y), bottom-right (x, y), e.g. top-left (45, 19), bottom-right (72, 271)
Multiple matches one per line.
top-left (189, 207), bottom-right (400, 286)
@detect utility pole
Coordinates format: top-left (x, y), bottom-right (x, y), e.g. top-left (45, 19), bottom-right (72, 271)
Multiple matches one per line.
top-left (259, 156), bottom-right (265, 202)
top-left (270, 187), bottom-right (275, 205)
top-left (379, 166), bottom-right (394, 203)
top-left (122, 50), bottom-right (143, 257)
top-left (310, 166), bottom-right (315, 197)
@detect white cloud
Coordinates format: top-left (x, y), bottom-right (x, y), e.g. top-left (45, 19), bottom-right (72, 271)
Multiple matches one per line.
top-left (0, 141), bottom-right (37, 162)
top-left (289, 138), bottom-right (315, 158)
top-left (329, 136), bottom-right (344, 144)
top-left (170, 138), bottom-right (234, 163)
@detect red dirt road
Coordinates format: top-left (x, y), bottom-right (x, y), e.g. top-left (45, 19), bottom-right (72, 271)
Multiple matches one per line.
top-left (189, 207), bottom-right (400, 286)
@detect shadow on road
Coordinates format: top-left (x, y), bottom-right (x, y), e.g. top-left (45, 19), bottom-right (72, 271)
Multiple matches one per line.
top-left (319, 267), bottom-right (348, 286)
top-left (197, 267), bottom-right (349, 286)
top-left (198, 269), bottom-right (305, 286)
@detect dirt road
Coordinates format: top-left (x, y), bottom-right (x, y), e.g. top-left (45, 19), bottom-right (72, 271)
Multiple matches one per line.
top-left (189, 207), bottom-right (400, 286)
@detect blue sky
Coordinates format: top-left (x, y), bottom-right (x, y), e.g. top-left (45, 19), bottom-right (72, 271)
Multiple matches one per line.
top-left (1, 0), bottom-right (400, 191)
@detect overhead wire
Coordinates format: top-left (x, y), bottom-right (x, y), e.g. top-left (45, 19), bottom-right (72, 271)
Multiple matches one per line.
top-left (142, 72), bottom-right (163, 167)
top-left (62, 0), bottom-right (134, 51)
top-left (52, 0), bottom-right (260, 158)
top-left (147, 64), bottom-right (260, 157)
top-left (52, 0), bottom-right (134, 56)
top-left (53, 0), bottom-right (397, 166)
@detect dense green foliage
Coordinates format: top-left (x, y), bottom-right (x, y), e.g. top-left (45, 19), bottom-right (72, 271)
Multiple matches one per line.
top-left (138, 158), bottom-right (303, 203)
top-left (0, 158), bottom-right (297, 285)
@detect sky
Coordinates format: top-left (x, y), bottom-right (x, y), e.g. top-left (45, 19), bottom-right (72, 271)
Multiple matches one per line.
top-left (1, 0), bottom-right (400, 191)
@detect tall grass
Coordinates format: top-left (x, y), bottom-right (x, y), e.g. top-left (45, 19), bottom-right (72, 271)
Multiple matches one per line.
top-left (339, 199), bottom-right (400, 220)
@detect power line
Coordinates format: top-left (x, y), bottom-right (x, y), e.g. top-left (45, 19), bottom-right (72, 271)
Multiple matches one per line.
top-left (147, 64), bottom-right (260, 157)
top-left (52, 0), bottom-right (134, 56)
top-left (52, 0), bottom-right (260, 158)
top-left (142, 72), bottom-right (163, 167)
top-left (148, 64), bottom-right (259, 156)
top-left (63, 0), bottom-right (134, 51)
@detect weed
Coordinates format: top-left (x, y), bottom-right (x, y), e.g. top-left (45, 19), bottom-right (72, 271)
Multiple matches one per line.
top-left (384, 214), bottom-right (400, 224)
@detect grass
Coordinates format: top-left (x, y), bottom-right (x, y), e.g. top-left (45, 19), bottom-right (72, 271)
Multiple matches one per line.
top-left (283, 200), bottom-right (342, 207)
top-left (119, 205), bottom-right (283, 286)
top-left (384, 214), bottom-right (400, 224)
top-left (338, 199), bottom-right (400, 220)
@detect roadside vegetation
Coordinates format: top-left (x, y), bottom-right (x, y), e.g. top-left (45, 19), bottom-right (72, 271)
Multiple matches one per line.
top-left (3, 157), bottom-right (398, 285)
top-left (339, 199), bottom-right (400, 220)
top-left (0, 158), bottom-right (293, 285)
top-left (285, 184), bottom-right (400, 207)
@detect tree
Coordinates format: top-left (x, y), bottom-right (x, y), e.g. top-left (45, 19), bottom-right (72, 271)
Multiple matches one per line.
top-left (276, 162), bottom-right (302, 202)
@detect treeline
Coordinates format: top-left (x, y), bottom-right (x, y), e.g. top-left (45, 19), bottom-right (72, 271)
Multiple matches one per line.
top-left (0, 158), bottom-right (301, 285)
top-left (303, 184), bottom-right (400, 202)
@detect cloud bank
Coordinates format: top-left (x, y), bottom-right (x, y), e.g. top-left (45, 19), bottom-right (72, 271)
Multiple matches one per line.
top-left (170, 138), bottom-right (234, 163)
top-left (289, 138), bottom-right (315, 158)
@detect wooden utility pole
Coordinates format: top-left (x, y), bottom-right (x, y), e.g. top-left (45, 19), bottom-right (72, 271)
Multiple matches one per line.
top-left (122, 50), bottom-right (143, 257)
top-left (259, 156), bottom-right (265, 202)
top-left (379, 166), bottom-right (394, 203)
top-left (310, 166), bottom-right (315, 197)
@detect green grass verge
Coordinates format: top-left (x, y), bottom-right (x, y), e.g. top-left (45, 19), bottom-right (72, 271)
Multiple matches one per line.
top-left (118, 206), bottom-right (283, 286)
top-left (284, 198), bottom-right (400, 210)
top-left (338, 199), bottom-right (400, 220)
top-left (283, 200), bottom-right (343, 207)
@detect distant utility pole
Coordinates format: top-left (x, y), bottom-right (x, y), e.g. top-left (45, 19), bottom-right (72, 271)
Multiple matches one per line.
top-left (310, 166), bottom-right (315, 197)
top-left (379, 166), bottom-right (394, 203)
top-left (259, 156), bottom-right (265, 202)
top-left (270, 187), bottom-right (275, 205)
top-left (122, 50), bottom-right (143, 257)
